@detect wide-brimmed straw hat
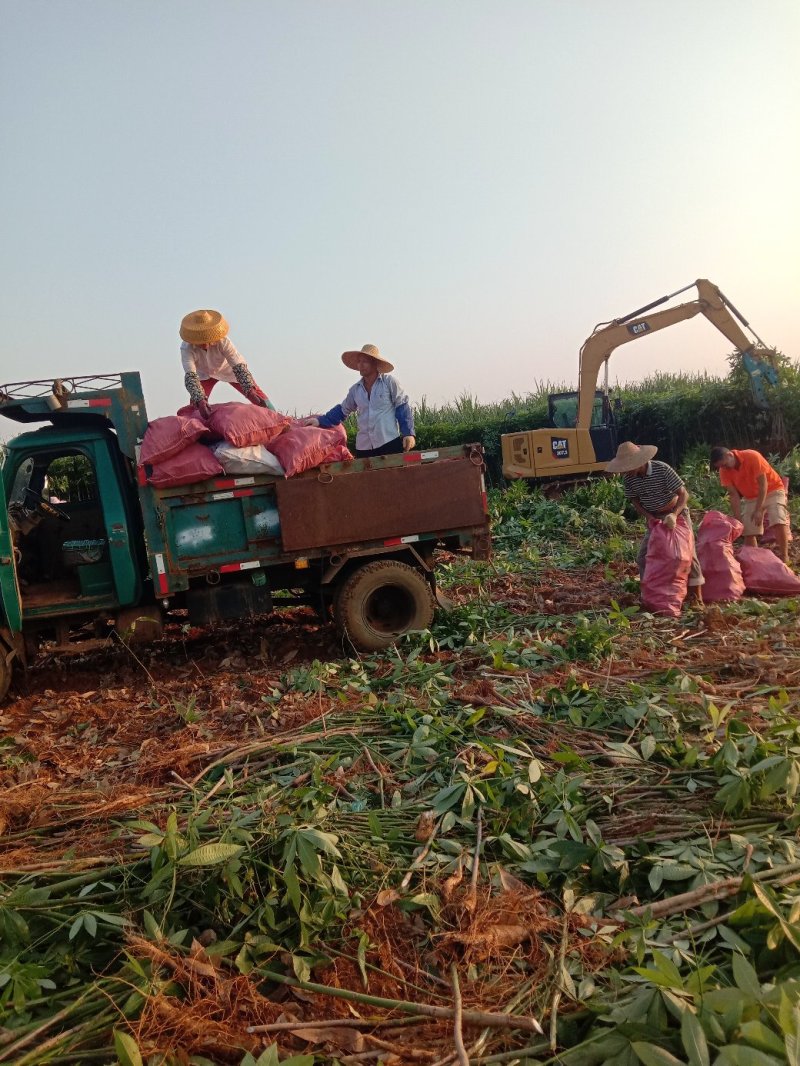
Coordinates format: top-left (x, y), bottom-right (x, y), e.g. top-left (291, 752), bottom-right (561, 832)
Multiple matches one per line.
top-left (605, 441), bottom-right (658, 473)
top-left (180, 309), bottom-right (229, 345)
top-left (341, 343), bottom-right (394, 375)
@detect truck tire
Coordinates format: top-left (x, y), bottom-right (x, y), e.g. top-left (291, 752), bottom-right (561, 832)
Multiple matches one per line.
top-left (335, 560), bottom-right (435, 651)
top-left (0, 648), bottom-right (12, 704)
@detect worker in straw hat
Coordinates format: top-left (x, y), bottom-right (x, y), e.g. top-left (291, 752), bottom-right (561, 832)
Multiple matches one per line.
top-left (606, 441), bottom-right (704, 605)
top-left (179, 309), bottom-right (274, 418)
top-left (304, 344), bottom-right (416, 458)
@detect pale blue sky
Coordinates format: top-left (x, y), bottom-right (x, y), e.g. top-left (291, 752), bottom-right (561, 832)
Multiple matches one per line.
top-left (1, 0), bottom-right (798, 423)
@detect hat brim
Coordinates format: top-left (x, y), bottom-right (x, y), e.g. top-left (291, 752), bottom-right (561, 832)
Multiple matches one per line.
top-left (605, 444), bottom-right (658, 473)
top-left (342, 351), bottom-right (394, 374)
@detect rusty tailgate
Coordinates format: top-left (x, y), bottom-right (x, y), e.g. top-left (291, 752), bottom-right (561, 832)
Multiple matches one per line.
top-left (275, 453), bottom-right (487, 552)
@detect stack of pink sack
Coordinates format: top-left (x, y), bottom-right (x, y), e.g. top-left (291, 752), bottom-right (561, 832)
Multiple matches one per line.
top-left (200, 404), bottom-right (352, 477)
top-left (140, 414), bottom-right (224, 488)
top-left (641, 514), bottom-right (694, 617)
top-left (141, 404), bottom-right (353, 487)
top-left (696, 511), bottom-right (746, 603)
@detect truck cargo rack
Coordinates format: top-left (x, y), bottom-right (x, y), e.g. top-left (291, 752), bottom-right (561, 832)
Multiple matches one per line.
top-left (0, 371), bottom-right (147, 459)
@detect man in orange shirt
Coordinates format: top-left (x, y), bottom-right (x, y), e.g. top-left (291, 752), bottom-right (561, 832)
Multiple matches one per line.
top-left (710, 446), bottom-right (790, 564)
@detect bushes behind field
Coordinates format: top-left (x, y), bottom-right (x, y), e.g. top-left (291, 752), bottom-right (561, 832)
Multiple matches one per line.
top-left (412, 360), bottom-right (799, 482)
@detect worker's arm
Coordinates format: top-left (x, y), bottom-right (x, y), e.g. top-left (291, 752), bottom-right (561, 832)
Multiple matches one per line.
top-left (218, 339), bottom-right (273, 409)
top-left (753, 473), bottom-right (769, 519)
top-left (390, 377), bottom-right (416, 451)
top-left (314, 385), bottom-right (358, 428)
top-left (727, 485), bottom-right (743, 521)
top-left (670, 486), bottom-right (689, 516)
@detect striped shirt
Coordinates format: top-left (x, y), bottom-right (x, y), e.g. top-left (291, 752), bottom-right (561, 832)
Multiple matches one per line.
top-left (623, 460), bottom-right (683, 514)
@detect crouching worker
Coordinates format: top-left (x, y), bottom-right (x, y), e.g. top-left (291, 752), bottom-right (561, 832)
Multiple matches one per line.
top-left (305, 344), bottom-right (415, 458)
top-left (180, 309), bottom-right (274, 418)
top-left (606, 441), bottom-right (704, 606)
top-left (710, 446), bottom-right (791, 565)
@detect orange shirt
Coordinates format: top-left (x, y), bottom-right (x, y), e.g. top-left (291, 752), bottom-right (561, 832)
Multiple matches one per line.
top-left (719, 449), bottom-right (784, 499)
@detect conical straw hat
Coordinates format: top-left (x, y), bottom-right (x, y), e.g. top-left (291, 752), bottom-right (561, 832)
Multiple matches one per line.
top-left (341, 343), bottom-right (394, 375)
top-left (605, 441), bottom-right (658, 473)
top-left (180, 309), bottom-right (229, 345)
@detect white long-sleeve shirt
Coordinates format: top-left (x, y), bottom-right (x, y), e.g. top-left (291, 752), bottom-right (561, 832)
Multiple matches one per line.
top-left (180, 337), bottom-right (246, 382)
top-left (319, 374), bottom-right (413, 451)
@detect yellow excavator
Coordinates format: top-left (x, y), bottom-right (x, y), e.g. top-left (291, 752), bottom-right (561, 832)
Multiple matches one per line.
top-left (501, 278), bottom-right (784, 482)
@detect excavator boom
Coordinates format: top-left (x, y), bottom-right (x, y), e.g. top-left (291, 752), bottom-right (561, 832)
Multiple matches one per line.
top-left (500, 278), bottom-right (783, 482)
top-left (577, 279), bottom-right (769, 426)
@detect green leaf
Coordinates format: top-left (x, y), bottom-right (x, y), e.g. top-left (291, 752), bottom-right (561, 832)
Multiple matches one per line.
top-left (283, 863), bottom-right (302, 913)
top-left (732, 951), bottom-right (761, 1000)
top-left (299, 828), bottom-right (342, 859)
top-left (114, 1029), bottom-right (143, 1066)
top-left (681, 1010), bottom-right (710, 1066)
top-left (177, 843), bottom-right (245, 867)
top-left (641, 735), bottom-right (657, 761)
top-left (632, 1041), bottom-right (685, 1066)
top-left (715, 1046), bottom-right (784, 1066)
top-left (357, 930), bottom-right (369, 989)
top-left (737, 1021), bottom-right (786, 1057)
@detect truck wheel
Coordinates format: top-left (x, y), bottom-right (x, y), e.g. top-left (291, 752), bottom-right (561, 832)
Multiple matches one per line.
top-left (335, 560), bottom-right (435, 651)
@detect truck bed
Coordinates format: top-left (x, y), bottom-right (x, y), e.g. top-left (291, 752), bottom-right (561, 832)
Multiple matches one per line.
top-left (139, 444), bottom-right (490, 594)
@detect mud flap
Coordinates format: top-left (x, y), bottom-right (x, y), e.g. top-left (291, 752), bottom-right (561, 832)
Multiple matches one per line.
top-left (435, 587), bottom-right (454, 612)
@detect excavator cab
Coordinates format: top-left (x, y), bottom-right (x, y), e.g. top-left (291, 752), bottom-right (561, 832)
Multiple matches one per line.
top-left (502, 390), bottom-right (618, 481)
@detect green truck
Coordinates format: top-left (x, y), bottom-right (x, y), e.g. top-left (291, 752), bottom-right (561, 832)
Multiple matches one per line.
top-left (0, 373), bottom-right (491, 702)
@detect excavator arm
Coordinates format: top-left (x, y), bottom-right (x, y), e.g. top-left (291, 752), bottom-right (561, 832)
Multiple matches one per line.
top-left (577, 278), bottom-right (777, 427)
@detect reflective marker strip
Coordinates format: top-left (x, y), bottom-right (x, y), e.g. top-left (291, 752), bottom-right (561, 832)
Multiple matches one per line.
top-left (211, 488), bottom-right (254, 500)
top-left (481, 473), bottom-right (488, 512)
top-left (421, 451), bottom-right (439, 461)
top-left (154, 553), bottom-right (168, 594)
top-left (213, 477), bottom-right (256, 489)
top-left (137, 465), bottom-right (147, 485)
top-left (67, 398), bottom-right (112, 408)
top-left (384, 534), bottom-right (420, 546)
top-left (220, 560), bottom-right (262, 573)
top-left (404, 451), bottom-right (438, 464)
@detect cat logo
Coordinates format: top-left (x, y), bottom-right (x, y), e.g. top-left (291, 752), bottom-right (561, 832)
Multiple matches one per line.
top-left (627, 320), bottom-right (651, 336)
top-left (551, 437), bottom-right (569, 459)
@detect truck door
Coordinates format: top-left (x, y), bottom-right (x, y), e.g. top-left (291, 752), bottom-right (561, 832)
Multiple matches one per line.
top-left (0, 470), bottom-right (23, 634)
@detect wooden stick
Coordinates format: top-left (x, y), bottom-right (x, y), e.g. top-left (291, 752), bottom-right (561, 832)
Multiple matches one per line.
top-left (248, 969), bottom-right (545, 1034)
top-left (450, 964), bottom-right (469, 1066)
top-left (465, 806), bottom-right (483, 912)
top-left (622, 863), bottom-right (800, 920)
top-left (242, 1015), bottom-right (422, 1033)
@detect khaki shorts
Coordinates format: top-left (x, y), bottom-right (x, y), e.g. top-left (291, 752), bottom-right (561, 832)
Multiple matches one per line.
top-left (741, 489), bottom-right (789, 536)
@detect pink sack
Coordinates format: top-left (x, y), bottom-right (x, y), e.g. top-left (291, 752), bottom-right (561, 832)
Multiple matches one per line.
top-left (738, 546), bottom-right (800, 597)
top-left (141, 415), bottom-right (208, 465)
top-left (206, 402), bottom-right (290, 448)
top-left (696, 511), bottom-right (746, 603)
top-left (266, 424), bottom-right (353, 478)
top-left (641, 514), bottom-right (694, 617)
top-left (147, 443), bottom-right (224, 488)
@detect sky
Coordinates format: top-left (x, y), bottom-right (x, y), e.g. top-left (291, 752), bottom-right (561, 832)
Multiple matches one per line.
top-left (1, 0), bottom-right (798, 425)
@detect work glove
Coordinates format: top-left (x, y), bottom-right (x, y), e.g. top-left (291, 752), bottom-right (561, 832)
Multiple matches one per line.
top-left (250, 393), bottom-right (269, 407)
top-left (662, 512), bottom-right (677, 530)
